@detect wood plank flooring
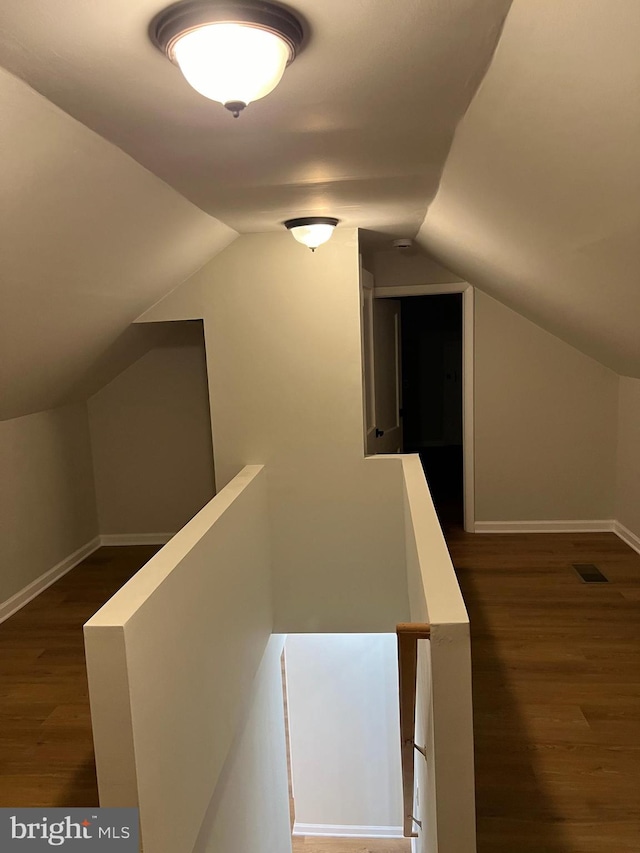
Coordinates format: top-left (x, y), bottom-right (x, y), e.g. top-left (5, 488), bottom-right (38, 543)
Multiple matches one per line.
top-left (0, 546), bottom-right (158, 807)
top-left (445, 528), bottom-right (640, 853)
top-left (2, 532), bottom-right (639, 853)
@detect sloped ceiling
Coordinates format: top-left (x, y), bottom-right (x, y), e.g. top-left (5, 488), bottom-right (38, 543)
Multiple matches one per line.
top-left (2, 0), bottom-right (638, 414)
top-left (418, 0), bottom-right (640, 376)
top-left (0, 0), bottom-right (516, 423)
top-left (0, 67), bottom-right (235, 421)
top-left (0, 0), bottom-right (512, 235)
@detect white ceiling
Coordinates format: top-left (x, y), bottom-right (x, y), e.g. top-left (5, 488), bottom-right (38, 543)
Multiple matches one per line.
top-left (0, 0), bottom-right (512, 235)
top-left (418, 0), bottom-right (640, 376)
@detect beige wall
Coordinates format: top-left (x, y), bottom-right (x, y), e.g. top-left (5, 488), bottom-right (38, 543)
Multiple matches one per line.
top-left (0, 403), bottom-right (98, 604)
top-left (88, 325), bottom-right (215, 536)
top-left (139, 229), bottom-right (409, 633)
top-left (616, 377), bottom-right (640, 539)
top-left (475, 291), bottom-right (618, 521)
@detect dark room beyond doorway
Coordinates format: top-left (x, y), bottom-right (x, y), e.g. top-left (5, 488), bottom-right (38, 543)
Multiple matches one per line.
top-left (400, 294), bottom-right (463, 527)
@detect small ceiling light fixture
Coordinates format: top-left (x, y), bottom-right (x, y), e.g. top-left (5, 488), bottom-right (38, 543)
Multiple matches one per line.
top-left (151, 0), bottom-right (304, 117)
top-left (284, 217), bottom-right (340, 252)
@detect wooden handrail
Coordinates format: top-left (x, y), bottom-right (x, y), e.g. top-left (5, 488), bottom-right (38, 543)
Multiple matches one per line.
top-left (397, 622), bottom-right (431, 838)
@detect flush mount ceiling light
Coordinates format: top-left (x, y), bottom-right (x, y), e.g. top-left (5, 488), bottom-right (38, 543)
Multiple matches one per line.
top-left (284, 217), bottom-right (340, 252)
top-left (151, 0), bottom-right (304, 117)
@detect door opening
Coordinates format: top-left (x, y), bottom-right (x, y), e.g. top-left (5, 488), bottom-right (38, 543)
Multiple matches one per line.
top-left (361, 270), bottom-right (474, 531)
top-left (400, 294), bottom-right (463, 528)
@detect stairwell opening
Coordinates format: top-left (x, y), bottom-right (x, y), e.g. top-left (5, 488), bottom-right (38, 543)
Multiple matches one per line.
top-left (282, 633), bottom-right (405, 842)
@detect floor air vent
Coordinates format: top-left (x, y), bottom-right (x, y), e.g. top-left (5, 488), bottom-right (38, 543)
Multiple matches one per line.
top-left (572, 563), bottom-right (609, 583)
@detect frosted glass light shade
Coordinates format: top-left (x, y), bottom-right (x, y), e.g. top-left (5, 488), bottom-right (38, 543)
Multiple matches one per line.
top-left (151, 1), bottom-right (304, 116)
top-left (284, 217), bottom-right (340, 251)
top-left (173, 23), bottom-right (290, 107)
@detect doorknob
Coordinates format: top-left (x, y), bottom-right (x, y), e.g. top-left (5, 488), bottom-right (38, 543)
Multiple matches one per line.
top-left (375, 428), bottom-right (385, 438)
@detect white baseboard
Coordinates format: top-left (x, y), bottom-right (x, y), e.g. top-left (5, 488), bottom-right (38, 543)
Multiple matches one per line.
top-left (293, 824), bottom-right (404, 839)
top-left (473, 519), bottom-right (640, 558)
top-left (613, 521), bottom-right (640, 556)
top-left (99, 533), bottom-right (175, 546)
top-left (0, 533), bottom-right (173, 624)
top-left (0, 536), bottom-right (101, 625)
top-left (474, 520), bottom-right (615, 534)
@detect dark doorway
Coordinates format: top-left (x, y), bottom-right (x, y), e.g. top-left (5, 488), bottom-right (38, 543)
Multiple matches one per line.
top-left (400, 294), bottom-right (463, 527)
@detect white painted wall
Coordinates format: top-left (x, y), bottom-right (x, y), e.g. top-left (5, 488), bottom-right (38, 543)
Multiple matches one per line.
top-left (88, 325), bottom-right (215, 536)
top-left (475, 290), bottom-right (618, 522)
top-left (285, 633), bottom-right (403, 835)
top-left (138, 229), bottom-right (410, 633)
top-left (0, 403), bottom-right (98, 605)
top-left (193, 635), bottom-right (292, 853)
top-left (616, 377), bottom-right (640, 543)
top-left (84, 466), bottom-right (274, 853)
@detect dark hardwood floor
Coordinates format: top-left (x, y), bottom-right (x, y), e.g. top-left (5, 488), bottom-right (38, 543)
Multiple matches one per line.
top-left (0, 545), bottom-right (158, 807)
top-left (445, 528), bottom-right (640, 853)
top-left (2, 532), bottom-right (639, 853)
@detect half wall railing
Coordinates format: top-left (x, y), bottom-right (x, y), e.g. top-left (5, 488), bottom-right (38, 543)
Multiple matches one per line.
top-left (84, 465), bottom-right (272, 853)
top-left (397, 454), bottom-right (476, 853)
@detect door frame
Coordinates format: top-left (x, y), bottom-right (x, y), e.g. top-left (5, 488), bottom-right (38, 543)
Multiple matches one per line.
top-left (374, 283), bottom-right (475, 533)
top-left (360, 267), bottom-right (377, 455)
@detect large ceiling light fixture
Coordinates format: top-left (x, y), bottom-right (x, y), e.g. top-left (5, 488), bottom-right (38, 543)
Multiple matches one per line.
top-left (151, 0), bottom-right (304, 117)
top-left (284, 217), bottom-right (340, 252)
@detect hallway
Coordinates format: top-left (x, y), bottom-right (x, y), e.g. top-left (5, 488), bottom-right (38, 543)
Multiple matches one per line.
top-left (0, 545), bottom-right (158, 807)
top-left (446, 528), bottom-right (640, 853)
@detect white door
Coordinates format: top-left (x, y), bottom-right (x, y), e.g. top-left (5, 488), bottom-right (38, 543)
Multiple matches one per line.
top-left (372, 297), bottom-right (402, 453)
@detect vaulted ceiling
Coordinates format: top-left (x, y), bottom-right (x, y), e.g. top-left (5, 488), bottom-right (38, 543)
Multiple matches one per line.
top-left (0, 0), bottom-right (512, 233)
top-left (418, 0), bottom-right (640, 376)
top-left (1, 0), bottom-right (638, 420)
